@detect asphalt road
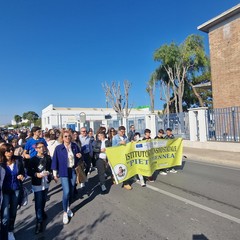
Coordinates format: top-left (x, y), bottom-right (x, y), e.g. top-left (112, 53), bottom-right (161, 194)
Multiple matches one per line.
top-left (14, 160), bottom-right (240, 240)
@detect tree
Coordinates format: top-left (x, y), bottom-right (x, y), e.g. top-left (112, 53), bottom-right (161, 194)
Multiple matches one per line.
top-left (35, 118), bottom-right (42, 127)
top-left (154, 34), bottom-right (208, 113)
top-left (146, 71), bottom-right (157, 113)
top-left (186, 62), bottom-right (212, 108)
top-left (155, 65), bottom-right (176, 114)
top-left (14, 115), bottom-right (22, 126)
top-left (102, 80), bottom-right (132, 121)
top-left (22, 111), bottom-right (39, 125)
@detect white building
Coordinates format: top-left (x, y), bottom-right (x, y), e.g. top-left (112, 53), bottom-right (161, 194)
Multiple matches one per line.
top-left (42, 104), bottom-right (160, 135)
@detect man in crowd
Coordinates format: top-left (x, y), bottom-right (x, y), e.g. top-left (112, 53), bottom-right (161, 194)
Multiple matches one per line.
top-left (112, 126), bottom-right (132, 190)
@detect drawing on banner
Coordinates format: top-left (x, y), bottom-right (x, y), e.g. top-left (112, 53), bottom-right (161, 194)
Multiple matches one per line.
top-left (114, 164), bottom-right (127, 180)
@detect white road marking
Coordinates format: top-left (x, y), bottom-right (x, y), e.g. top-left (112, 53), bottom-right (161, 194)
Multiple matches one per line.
top-left (144, 184), bottom-right (240, 224)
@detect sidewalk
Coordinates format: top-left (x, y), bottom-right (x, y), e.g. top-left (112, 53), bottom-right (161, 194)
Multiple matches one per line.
top-left (183, 147), bottom-right (240, 168)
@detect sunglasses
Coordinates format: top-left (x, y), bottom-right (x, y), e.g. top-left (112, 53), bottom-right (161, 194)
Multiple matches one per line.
top-left (64, 135), bottom-right (71, 138)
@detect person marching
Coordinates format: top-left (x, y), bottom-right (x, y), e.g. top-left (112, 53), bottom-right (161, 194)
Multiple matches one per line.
top-left (27, 142), bottom-right (52, 234)
top-left (51, 130), bottom-right (82, 225)
top-left (164, 128), bottom-right (177, 173)
top-left (112, 126), bottom-right (132, 190)
top-left (0, 143), bottom-right (25, 240)
top-left (93, 131), bottom-right (112, 192)
top-left (23, 127), bottom-right (48, 170)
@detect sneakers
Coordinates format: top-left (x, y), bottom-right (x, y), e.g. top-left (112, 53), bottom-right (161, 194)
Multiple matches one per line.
top-left (169, 168), bottom-right (177, 173)
top-left (67, 209), bottom-right (74, 218)
top-left (63, 213), bottom-right (69, 224)
top-left (141, 182), bottom-right (146, 187)
top-left (122, 184), bottom-right (132, 190)
top-left (101, 184), bottom-right (107, 192)
top-left (8, 232), bottom-right (15, 240)
top-left (160, 171), bottom-right (167, 175)
top-left (140, 179), bottom-right (146, 187)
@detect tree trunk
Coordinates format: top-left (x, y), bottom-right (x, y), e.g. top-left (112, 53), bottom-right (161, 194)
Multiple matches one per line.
top-left (189, 82), bottom-right (204, 107)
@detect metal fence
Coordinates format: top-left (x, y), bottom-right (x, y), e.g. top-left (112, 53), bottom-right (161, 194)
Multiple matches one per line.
top-left (106, 116), bottom-right (146, 135)
top-left (107, 113), bottom-right (190, 138)
top-left (206, 106), bottom-right (240, 142)
top-left (157, 112), bottom-right (190, 139)
top-left (126, 116), bottom-right (146, 135)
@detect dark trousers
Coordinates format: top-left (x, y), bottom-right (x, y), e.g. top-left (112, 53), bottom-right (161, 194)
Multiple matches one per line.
top-left (83, 153), bottom-right (92, 175)
top-left (96, 158), bottom-right (106, 185)
top-left (34, 189), bottom-right (48, 223)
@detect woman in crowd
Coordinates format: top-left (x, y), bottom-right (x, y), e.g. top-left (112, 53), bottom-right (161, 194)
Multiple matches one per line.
top-left (46, 131), bottom-right (60, 159)
top-left (27, 142), bottom-right (52, 234)
top-left (17, 131), bottom-right (27, 148)
top-left (0, 143), bottom-right (25, 240)
top-left (51, 129), bottom-right (82, 225)
top-left (11, 138), bottom-right (24, 157)
top-left (72, 131), bottom-right (81, 150)
top-left (107, 127), bottom-right (116, 145)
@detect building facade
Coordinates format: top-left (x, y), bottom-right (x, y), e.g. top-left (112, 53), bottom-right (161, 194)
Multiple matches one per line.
top-left (198, 4), bottom-right (240, 109)
top-left (42, 104), bottom-right (160, 136)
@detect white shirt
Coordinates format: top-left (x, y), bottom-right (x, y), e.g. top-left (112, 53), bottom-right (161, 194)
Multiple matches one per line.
top-left (66, 145), bottom-right (74, 168)
top-left (47, 140), bottom-right (60, 158)
top-left (99, 139), bottom-right (107, 160)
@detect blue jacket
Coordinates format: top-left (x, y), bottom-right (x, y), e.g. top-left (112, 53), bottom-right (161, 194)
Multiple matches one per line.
top-left (0, 158), bottom-right (25, 194)
top-left (51, 142), bottom-right (81, 177)
top-left (0, 166), bottom-right (6, 210)
top-left (112, 134), bottom-right (129, 147)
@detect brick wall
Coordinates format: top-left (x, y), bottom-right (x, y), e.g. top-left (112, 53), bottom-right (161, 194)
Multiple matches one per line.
top-left (209, 15), bottom-right (240, 108)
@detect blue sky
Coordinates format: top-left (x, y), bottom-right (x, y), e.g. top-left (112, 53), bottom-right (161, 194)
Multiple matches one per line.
top-left (0, 0), bottom-right (239, 125)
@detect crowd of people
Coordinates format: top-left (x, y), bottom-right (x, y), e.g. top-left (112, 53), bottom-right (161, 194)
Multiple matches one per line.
top-left (0, 125), bottom-right (177, 239)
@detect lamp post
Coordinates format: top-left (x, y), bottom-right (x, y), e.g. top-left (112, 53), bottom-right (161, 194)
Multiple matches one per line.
top-left (79, 112), bottom-right (86, 129)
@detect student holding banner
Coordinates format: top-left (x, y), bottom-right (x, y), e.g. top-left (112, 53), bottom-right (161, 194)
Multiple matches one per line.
top-left (164, 128), bottom-right (177, 173)
top-left (155, 129), bottom-right (168, 176)
top-left (142, 129), bottom-right (155, 182)
top-left (112, 126), bottom-right (132, 190)
top-left (133, 132), bottom-right (146, 187)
